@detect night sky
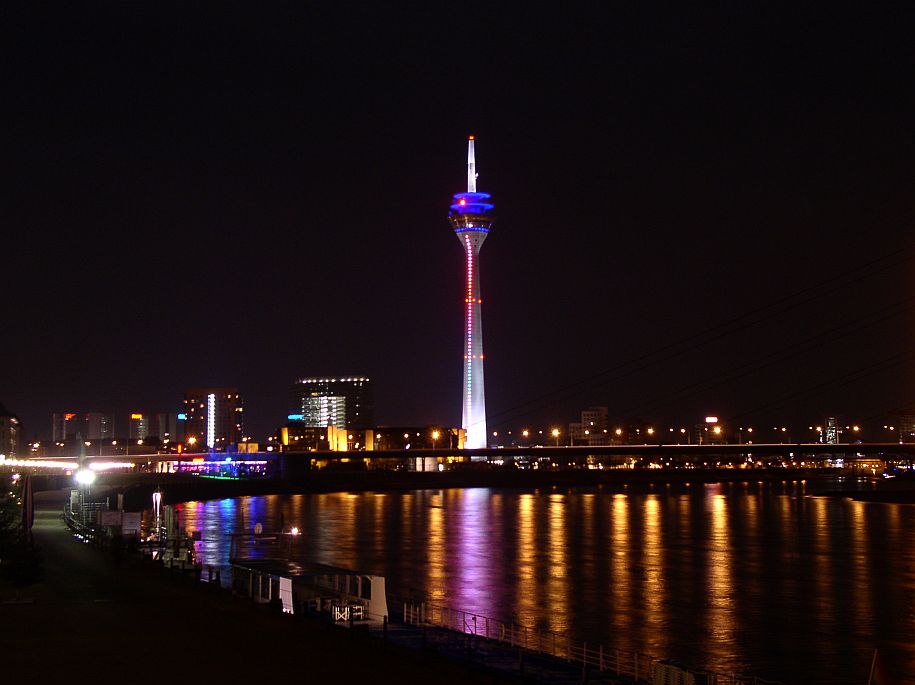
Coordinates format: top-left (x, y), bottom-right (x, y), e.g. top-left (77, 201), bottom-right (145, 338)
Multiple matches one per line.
top-left (5, 4), bottom-right (915, 441)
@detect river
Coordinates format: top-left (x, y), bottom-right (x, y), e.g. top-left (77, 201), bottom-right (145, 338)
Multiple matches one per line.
top-left (171, 476), bottom-right (914, 683)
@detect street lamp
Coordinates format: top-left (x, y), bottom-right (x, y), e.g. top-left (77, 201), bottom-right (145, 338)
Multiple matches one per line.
top-left (551, 428), bottom-right (560, 446)
top-left (432, 430), bottom-right (440, 449)
top-left (74, 468), bottom-right (96, 487)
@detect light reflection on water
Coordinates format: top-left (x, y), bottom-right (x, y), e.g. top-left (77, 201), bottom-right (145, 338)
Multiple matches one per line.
top-left (169, 481), bottom-right (914, 684)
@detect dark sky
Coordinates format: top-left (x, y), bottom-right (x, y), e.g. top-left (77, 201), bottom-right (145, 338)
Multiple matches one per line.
top-left (4, 3), bottom-right (915, 441)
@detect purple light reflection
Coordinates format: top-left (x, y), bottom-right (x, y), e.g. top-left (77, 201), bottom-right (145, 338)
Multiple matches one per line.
top-left (449, 488), bottom-right (498, 620)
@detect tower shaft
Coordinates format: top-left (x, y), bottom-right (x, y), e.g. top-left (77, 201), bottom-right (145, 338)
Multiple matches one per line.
top-left (461, 232), bottom-right (487, 448)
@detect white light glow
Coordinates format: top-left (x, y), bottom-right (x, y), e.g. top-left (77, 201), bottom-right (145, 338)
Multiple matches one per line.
top-left (74, 469), bottom-right (97, 486)
top-left (206, 393), bottom-right (216, 449)
top-left (88, 462), bottom-right (134, 471)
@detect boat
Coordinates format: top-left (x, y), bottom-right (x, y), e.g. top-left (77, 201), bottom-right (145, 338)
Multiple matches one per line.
top-left (231, 557), bottom-right (389, 624)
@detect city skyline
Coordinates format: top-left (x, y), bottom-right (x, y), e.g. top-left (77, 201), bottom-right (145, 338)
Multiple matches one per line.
top-left (4, 5), bottom-right (915, 442)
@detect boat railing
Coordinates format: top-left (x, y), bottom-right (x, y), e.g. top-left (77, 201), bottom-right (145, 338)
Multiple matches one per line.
top-left (395, 597), bottom-right (786, 685)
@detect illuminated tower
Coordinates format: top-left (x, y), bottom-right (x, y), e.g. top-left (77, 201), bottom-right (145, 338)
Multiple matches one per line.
top-left (449, 136), bottom-right (495, 449)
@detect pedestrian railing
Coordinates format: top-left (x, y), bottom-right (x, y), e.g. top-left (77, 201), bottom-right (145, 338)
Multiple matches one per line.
top-left (396, 598), bottom-right (785, 685)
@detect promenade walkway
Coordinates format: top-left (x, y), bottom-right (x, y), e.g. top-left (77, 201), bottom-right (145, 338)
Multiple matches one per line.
top-left (3, 492), bottom-right (633, 684)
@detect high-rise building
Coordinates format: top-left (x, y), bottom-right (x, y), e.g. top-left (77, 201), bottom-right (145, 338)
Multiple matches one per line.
top-left (449, 136), bottom-right (494, 449)
top-left (52, 412), bottom-right (80, 443)
top-left (128, 412), bottom-right (149, 440)
top-left (84, 413), bottom-right (114, 440)
top-left (183, 388), bottom-right (243, 450)
top-left (289, 376), bottom-right (373, 429)
top-left (0, 401), bottom-right (21, 456)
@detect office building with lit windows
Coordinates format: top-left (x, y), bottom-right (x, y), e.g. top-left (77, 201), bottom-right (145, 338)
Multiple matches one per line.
top-left (289, 376), bottom-right (373, 430)
top-left (449, 136), bottom-right (494, 449)
top-left (183, 388), bottom-right (243, 450)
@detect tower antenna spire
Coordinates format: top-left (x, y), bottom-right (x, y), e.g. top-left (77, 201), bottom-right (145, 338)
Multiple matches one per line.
top-left (467, 136), bottom-right (476, 193)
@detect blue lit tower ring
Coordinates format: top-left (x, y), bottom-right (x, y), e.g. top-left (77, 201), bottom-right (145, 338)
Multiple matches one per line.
top-left (448, 136), bottom-right (495, 449)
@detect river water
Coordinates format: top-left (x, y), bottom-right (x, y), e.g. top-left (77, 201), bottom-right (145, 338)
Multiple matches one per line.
top-left (172, 477), bottom-right (914, 683)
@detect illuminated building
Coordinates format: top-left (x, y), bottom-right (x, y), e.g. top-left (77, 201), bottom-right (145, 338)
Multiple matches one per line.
top-left (128, 412), bottom-right (149, 440)
top-left (449, 136), bottom-right (494, 449)
top-left (289, 376), bottom-right (373, 429)
top-left (0, 401), bottom-right (21, 456)
top-left (183, 388), bottom-right (243, 450)
top-left (280, 425), bottom-right (374, 452)
top-left (824, 416), bottom-right (840, 445)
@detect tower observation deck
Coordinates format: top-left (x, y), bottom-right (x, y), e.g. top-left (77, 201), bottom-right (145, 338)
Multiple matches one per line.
top-left (448, 136), bottom-right (495, 449)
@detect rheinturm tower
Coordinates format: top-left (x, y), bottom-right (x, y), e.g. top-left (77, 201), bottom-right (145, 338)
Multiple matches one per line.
top-left (449, 136), bottom-right (495, 449)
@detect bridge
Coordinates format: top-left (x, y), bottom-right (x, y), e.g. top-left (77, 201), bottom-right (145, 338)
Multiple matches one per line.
top-left (5, 441), bottom-right (911, 473)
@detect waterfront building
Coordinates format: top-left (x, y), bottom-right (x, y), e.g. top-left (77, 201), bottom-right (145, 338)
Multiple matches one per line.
top-left (449, 136), bottom-right (494, 449)
top-left (289, 376), bottom-right (373, 429)
top-left (0, 401), bottom-right (21, 456)
top-left (280, 424), bottom-right (374, 452)
top-left (183, 388), bottom-right (243, 450)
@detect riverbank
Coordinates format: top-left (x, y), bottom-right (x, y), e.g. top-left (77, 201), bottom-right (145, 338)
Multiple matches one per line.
top-left (0, 492), bottom-right (515, 684)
